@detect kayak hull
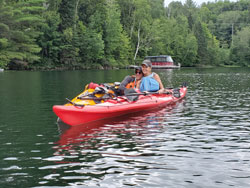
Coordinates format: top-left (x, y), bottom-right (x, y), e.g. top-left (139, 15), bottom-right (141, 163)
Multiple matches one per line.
top-left (53, 87), bottom-right (187, 126)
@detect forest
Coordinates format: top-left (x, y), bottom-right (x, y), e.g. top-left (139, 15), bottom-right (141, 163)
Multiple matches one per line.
top-left (0, 0), bottom-right (250, 70)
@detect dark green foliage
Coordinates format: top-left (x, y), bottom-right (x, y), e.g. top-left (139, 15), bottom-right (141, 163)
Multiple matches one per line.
top-left (149, 0), bottom-right (165, 19)
top-left (103, 0), bottom-right (130, 67)
top-left (1, 0), bottom-right (250, 69)
top-left (194, 21), bottom-right (208, 64)
top-left (58, 0), bottom-right (76, 31)
top-left (0, 0), bottom-right (45, 69)
top-left (230, 26), bottom-right (250, 66)
top-left (38, 11), bottom-right (62, 65)
top-left (76, 21), bottom-right (104, 68)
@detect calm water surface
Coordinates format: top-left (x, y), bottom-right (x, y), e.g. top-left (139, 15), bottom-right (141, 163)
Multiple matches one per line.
top-left (0, 68), bottom-right (250, 188)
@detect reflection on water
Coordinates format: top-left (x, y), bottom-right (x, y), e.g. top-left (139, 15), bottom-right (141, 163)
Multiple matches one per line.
top-left (1, 68), bottom-right (250, 187)
top-left (56, 105), bottom-right (175, 146)
top-left (42, 104), bottom-right (182, 187)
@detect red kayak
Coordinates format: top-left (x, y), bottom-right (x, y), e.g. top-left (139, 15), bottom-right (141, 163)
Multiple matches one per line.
top-left (53, 85), bottom-right (187, 126)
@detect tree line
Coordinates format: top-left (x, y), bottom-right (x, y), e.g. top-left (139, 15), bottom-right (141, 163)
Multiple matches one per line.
top-left (0, 0), bottom-right (249, 70)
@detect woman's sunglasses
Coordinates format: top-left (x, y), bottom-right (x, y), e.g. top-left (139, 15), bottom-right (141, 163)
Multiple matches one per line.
top-left (136, 71), bottom-right (142, 74)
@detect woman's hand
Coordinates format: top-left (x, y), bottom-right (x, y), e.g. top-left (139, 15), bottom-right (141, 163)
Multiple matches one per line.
top-left (158, 88), bottom-right (165, 94)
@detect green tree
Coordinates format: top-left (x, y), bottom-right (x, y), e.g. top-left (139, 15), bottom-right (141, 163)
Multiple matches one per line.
top-left (117, 0), bottom-right (136, 38)
top-left (198, 6), bottom-right (212, 24)
top-left (78, 0), bottom-right (106, 33)
top-left (76, 0), bottom-right (107, 68)
top-left (149, 16), bottom-right (197, 66)
top-left (230, 26), bottom-right (250, 66)
top-left (47, 0), bottom-right (62, 11)
top-left (149, 0), bottom-right (165, 19)
top-left (193, 19), bottom-right (221, 66)
top-left (215, 11), bottom-right (241, 48)
top-left (193, 21), bottom-right (209, 64)
top-left (57, 0), bottom-right (82, 67)
top-left (0, 0), bottom-right (45, 69)
top-left (76, 21), bottom-right (104, 68)
top-left (37, 11), bottom-right (62, 67)
top-left (132, 0), bottom-right (153, 60)
top-left (167, 1), bottom-right (185, 19)
top-left (58, 0), bottom-right (76, 31)
top-left (103, 0), bottom-right (131, 67)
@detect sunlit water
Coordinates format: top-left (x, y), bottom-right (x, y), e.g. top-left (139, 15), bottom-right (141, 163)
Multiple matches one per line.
top-left (0, 68), bottom-right (250, 187)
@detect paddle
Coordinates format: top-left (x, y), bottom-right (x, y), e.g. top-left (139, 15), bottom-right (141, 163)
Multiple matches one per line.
top-left (65, 98), bottom-right (85, 107)
top-left (125, 90), bottom-right (172, 96)
top-left (77, 96), bottom-right (110, 100)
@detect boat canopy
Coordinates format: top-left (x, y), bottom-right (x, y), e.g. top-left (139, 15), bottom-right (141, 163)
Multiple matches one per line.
top-left (145, 55), bottom-right (174, 63)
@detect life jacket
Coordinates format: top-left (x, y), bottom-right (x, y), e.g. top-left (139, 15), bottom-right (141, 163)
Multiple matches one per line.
top-left (139, 73), bottom-right (159, 92)
top-left (124, 76), bottom-right (137, 89)
top-left (126, 81), bottom-right (136, 89)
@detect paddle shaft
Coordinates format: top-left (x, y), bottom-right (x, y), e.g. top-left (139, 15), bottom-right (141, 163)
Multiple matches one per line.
top-left (66, 98), bottom-right (85, 107)
top-left (125, 91), bottom-right (172, 96)
top-left (77, 96), bottom-right (111, 100)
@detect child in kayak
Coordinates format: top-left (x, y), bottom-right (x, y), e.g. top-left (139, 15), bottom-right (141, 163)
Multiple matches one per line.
top-left (140, 59), bottom-right (165, 93)
top-left (118, 66), bottom-right (143, 95)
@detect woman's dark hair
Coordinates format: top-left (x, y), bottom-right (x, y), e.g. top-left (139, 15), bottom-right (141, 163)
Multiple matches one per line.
top-left (134, 66), bottom-right (142, 73)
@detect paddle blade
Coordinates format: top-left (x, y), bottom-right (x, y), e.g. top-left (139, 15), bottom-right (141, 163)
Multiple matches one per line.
top-left (182, 82), bottom-right (188, 87)
top-left (173, 88), bottom-right (181, 98)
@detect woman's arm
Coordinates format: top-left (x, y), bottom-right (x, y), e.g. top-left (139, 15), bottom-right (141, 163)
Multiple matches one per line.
top-left (120, 76), bottom-right (134, 90)
top-left (154, 73), bottom-right (164, 93)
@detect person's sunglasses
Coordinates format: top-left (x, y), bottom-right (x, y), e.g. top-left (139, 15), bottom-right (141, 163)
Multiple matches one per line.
top-left (136, 71), bottom-right (142, 74)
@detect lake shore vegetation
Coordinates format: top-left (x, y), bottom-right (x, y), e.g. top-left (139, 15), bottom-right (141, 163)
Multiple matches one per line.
top-left (0, 0), bottom-right (250, 70)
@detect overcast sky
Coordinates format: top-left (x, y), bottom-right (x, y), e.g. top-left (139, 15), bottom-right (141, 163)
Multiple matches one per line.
top-left (164, 0), bottom-right (238, 7)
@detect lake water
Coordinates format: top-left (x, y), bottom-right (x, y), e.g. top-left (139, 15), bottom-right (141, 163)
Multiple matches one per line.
top-left (0, 68), bottom-right (250, 188)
